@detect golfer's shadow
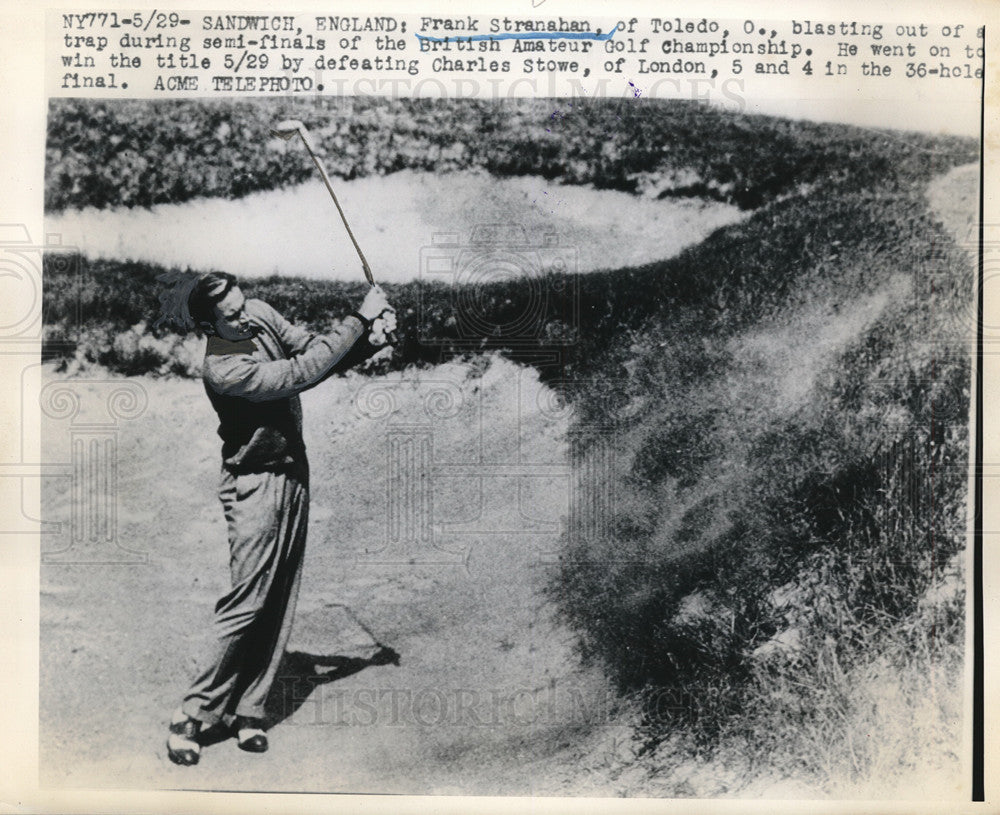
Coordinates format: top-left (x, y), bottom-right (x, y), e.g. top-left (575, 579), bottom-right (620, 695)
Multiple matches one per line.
top-left (263, 646), bottom-right (401, 728)
top-left (195, 647), bottom-right (400, 747)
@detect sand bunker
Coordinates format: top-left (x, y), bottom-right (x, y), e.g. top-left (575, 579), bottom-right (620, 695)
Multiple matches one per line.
top-left (45, 169), bottom-right (747, 283)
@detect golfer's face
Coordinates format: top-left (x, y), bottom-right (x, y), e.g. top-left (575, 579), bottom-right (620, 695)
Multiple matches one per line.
top-left (212, 287), bottom-right (254, 341)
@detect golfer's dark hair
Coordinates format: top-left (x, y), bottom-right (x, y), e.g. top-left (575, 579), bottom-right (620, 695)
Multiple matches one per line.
top-left (188, 272), bottom-right (237, 333)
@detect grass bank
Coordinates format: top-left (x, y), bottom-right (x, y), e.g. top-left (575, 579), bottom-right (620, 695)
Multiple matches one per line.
top-left (46, 97), bottom-right (971, 212)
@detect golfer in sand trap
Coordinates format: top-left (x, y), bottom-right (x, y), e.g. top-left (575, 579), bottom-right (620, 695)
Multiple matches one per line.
top-left (166, 271), bottom-right (395, 766)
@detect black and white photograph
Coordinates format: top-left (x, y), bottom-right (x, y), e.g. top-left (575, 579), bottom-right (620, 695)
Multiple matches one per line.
top-left (1, 0), bottom-right (996, 809)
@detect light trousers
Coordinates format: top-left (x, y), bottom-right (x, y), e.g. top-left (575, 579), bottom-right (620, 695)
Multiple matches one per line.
top-left (182, 462), bottom-right (309, 726)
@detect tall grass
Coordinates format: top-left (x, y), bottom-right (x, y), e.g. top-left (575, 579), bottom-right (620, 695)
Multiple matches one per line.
top-left (544, 172), bottom-right (972, 791)
top-left (45, 97), bottom-right (973, 212)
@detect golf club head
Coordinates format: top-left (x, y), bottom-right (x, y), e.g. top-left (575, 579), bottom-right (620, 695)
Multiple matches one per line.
top-left (270, 119), bottom-right (305, 140)
top-left (271, 119), bottom-right (322, 155)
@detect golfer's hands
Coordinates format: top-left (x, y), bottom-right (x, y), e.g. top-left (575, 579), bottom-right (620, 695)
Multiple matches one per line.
top-left (358, 285), bottom-right (391, 321)
top-left (357, 285), bottom-right (397, 347)
top-left (369, 309), bottom-right (397, 346)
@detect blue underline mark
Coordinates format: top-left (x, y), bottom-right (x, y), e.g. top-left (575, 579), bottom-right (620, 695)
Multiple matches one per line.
top-left (416, 29), bottom-right (617, 43)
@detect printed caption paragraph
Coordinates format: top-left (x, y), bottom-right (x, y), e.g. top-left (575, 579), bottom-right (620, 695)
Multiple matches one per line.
top-left (51, 12), bottom-right (985, 98)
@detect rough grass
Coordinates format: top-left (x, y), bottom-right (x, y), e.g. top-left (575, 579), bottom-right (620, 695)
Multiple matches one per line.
top-left (45, 97), bottom-right (973, 212)
top-left (544, 167), bottom-right (974, 794)
top-left (608, 578), bottom-right (965, 797)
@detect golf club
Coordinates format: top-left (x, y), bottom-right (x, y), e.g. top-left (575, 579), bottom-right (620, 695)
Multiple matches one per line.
top-left (271, 119), bottom-right (376, 287)
top-left (272, 119), bottom-right (397, 346)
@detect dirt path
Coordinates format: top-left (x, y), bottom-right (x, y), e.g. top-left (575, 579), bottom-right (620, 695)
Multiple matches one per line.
top-left (40, 356), bottom-right (630, 795)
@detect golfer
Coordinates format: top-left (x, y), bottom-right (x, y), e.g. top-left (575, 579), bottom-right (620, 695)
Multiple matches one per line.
top-left (166, 271), bottom-right (393, 765)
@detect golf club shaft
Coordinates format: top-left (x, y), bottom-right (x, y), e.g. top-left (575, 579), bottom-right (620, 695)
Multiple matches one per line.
top-left (297, 127), bottom-right (375, 287)
top-left (275, 120), bottom-right (396, 345)
top-left (327, 603), bottom-right (383, 646)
